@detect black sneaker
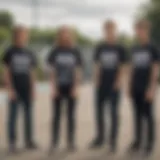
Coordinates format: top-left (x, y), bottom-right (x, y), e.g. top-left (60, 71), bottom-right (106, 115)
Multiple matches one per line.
top-left (110, 144), bottom-right (117, 153)
top-left (25, 142), bottom-right (38, 150)
top-left (89, 139), bottom-right (104, 149)
top-left (129, 142), bottom-right (140, 152)
top-left (67, 144), bottom-right (77, 152)
top-left (145, 145), bottom-right (153, 156)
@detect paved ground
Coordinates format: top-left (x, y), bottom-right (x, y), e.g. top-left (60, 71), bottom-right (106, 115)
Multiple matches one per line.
top-left (1, 83), bottom-right (160, 160)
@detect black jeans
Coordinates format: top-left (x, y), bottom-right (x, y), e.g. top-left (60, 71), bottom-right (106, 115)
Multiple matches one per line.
top-left (51, 85), bottom-right (76, 146)
top-left (132, 91), bottom-right (155, 148)
top-left (95, 86), bottom-right (120, 147)
top-left (8, 92), bottom-right (33, 145)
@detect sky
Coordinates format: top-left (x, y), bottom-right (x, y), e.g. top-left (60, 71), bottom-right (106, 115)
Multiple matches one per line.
top-left (0, 0), bottom-right (148, 39)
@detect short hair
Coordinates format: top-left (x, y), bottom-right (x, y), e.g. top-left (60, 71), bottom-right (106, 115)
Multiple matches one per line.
top-left (135, 19), bottom-right (151, 30)
top-left (104, 20), bottom-right (117, 29)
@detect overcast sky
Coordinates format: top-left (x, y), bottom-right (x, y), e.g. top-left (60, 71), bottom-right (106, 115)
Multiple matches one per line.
top-left (0, 0), bottom-right (148, 39)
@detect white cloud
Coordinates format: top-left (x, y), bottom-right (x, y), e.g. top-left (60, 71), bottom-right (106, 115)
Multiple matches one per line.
top-left (0, 0), bottom-right (148, 38)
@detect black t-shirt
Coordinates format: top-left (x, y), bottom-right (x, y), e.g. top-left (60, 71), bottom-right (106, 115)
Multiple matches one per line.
top-left (94, 43), bottom-right (127, 88)
top-left (3, 46), bottom-right (37, 92)
top-left (131, 43), bottom-right (160, 93)
top-left (47, 46), bottom-right (82, 86)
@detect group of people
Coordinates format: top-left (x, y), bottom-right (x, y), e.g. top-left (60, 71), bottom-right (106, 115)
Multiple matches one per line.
top-left (2, 19), bottom-right (159, 156)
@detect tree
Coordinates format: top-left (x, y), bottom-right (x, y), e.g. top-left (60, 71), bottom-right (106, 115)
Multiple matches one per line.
top-left (143, 0), bottom-right (160, 44)
top-left (0, 11), bottom-right (14, 30)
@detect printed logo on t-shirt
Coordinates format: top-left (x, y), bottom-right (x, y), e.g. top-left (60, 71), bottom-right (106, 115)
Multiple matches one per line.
top-left (132, 51), bottom-right (151, 68)
top-left (11, 54), bottom-right (31, 73)
top-left (100, 52), bottom-right (118, 68)
top-left (55, 53), bottom-right (76, 66)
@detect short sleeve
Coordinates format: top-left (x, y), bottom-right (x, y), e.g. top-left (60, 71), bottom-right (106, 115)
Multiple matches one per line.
top-left (93, 45), bottom-right (101, 63)
top-left (119, 46), bottom-right (128, 63)
top-left (2, 48), bottom-right (12, 66)
top-left (151, 45), bottom-right (160, 63)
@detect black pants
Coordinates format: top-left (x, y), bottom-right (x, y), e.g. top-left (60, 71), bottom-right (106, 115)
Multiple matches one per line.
top-left (95, 87), bottom-right (120, 147)
top-left (51, 85), bottom-right (76, 146)
top-left (132, 92), bottom-right (155, 148)
top-left (8, 92), bottom-right (33, 145)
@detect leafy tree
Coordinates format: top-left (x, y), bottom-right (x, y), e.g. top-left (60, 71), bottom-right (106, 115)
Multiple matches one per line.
top-left (0, 11), bottom-right (14, 30)
top-left (143, 0), bottom-right (160, 44)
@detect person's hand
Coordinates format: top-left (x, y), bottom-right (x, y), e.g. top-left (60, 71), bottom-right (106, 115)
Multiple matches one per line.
top-left (51, 87), bottom-right (59, 99)
top-left (71, 85), bottom-right (79, 98)
top-left (126, 87), bottom-right (132, 99)
top-left (31, 89), bottom-right (36, 100)
top-left (113, 81), bottom-right (120, 91)
top-left (145, 88), bottom-right (155, 102)
top-left (8, 89), bottom-right (16, 100)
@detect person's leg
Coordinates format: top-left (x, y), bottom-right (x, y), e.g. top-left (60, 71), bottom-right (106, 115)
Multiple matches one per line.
top-left (51, 96), bottom-right (62, 147)
top-left (22, 96), bottom-right (36, 148)
top-left (66, 96), bottom-right (76, 148)
top-left (131, 94), bottom-right (143, 150)
top-left (143, 101), bottom-right (155, 153)
top-left (90, 87), bottom-right (106, 148)
top-left (109, 90), bottom-right (120, 151)
top-left (8, 99), bottom-right (19, 151)
top-left (22, 98), bottom-right (33, 145)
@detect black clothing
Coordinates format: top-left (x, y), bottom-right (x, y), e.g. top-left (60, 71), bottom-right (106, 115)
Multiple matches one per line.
top-left (93, 43), bottom-right (126, 149)
top-left (132, 92), bottom-right (154, 149)
top-left (47, 46), bottom-right (82, 147)
top-left (95, 87), bottom-right (120, 147)
top-left (94, 43), bottom-right (127, 90)
top-left (8, 96), bottom-right (33, 145)
top-left (131, 43), bottom-right (159, 94)
top-left (3, 46), bottom-right (37, 146)
top-left (130, 43), bottom-right (159, 151)
top-left (51, 86), bottom-right (76, 146)
top-left (3, 46), bottom-right (37, 94)
top-left (47, 46), bottom-right (82, 86)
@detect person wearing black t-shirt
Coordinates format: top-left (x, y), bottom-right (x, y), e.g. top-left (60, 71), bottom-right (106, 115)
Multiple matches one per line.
top-left (90, 20), bottom-right (127, 152)
top-left (47, 26), bottom-right (82, 152)
top-left (128, 20), bottom-right (159, 154)
top-left (3, 26), bottom-right (37, 152)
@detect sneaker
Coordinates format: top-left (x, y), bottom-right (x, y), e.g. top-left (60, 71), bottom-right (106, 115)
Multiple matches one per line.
top-left (67, 144), bottom-right (77, 152)
top-left (89, 139), bottom-right (104, 149)
top-left (25, 142), bottom-right (38, 150)
top-left (129, 142), bottom-right (140, 152)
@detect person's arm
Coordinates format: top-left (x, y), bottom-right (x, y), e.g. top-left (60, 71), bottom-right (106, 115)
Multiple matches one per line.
top-left (93, 45), bottom-right (101, 87)
top-left (47, 49), bottom-right (58, 98)
top-left (94, 63), bottom-right (101, 87)
top-left (30, 51), bottom-right (37, 100)
top-left (146, 63), bottom-right (159, 102)
top-left (114, 47), bottom-right (127, 91)
top-left (30, 69), bottom-right (36, 99)
top-left (4, 65), bottom-right (16, 100)
top-left (72, 49), bottom-right (83, 97)
top-left (127, 64), bottom-right (133, 98)
top-left (3, 49), bottom-right (16, 100)
top-left (145, 46), bottom-right (160, 102)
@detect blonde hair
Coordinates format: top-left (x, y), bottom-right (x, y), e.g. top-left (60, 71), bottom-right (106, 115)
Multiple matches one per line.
top-left (56, 25), bottom-right (76, 47)
top-left (104, 19), bottom-right (117, 30)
